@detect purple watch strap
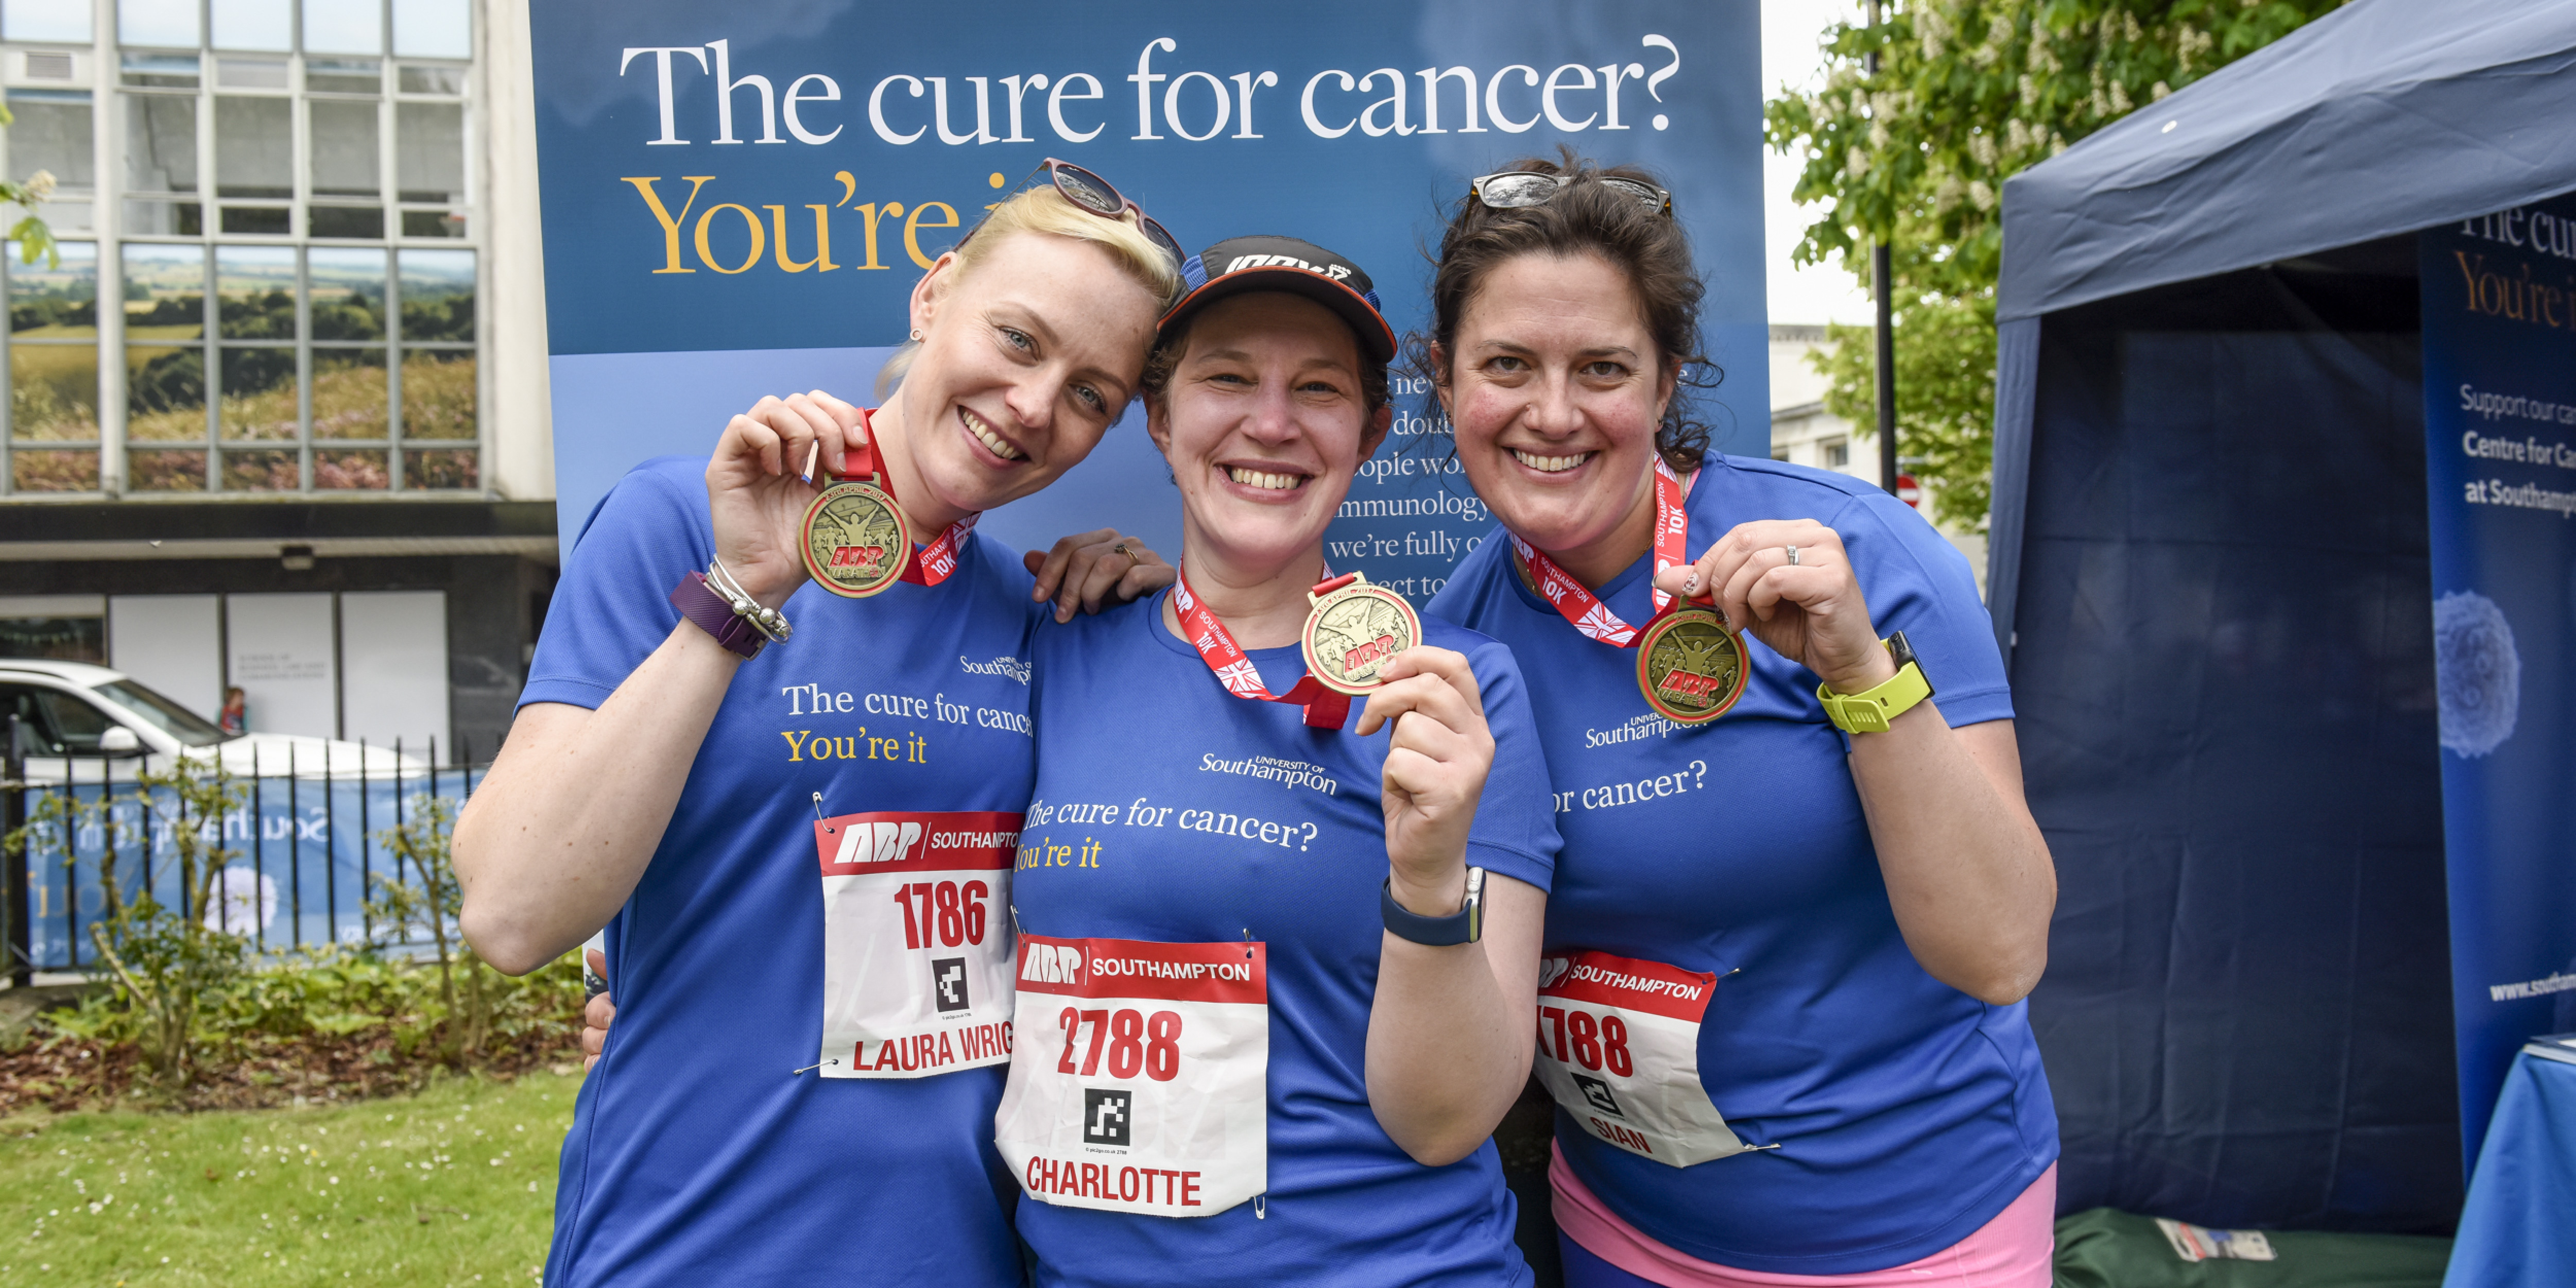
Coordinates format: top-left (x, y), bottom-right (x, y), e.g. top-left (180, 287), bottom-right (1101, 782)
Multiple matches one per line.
top-left (670, 571), bottom-right (764, 658)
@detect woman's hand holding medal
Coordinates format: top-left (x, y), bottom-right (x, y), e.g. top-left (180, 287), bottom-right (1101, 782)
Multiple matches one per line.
top-left (707, 390), bottom-right (872, 609)
top-left (1354, 647), bottom-right (1496, 914)
top-left (1653, 519), bottom-right (1897, 696)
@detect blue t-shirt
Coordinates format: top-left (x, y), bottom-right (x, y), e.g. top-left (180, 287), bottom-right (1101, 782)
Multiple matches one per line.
top-left (1011, 594), bottom-right (1562, 1287)
top-left (1426, 455), bottom-right (2057, 1276)
top-left (527, 457), bottom-right (1039, 1288)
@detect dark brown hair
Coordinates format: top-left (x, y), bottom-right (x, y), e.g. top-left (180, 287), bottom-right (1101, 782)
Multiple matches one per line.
top-left (1139, 303), bottom-right (1392, 417)
top-left (1409, 150), bottom-right (1719, 471)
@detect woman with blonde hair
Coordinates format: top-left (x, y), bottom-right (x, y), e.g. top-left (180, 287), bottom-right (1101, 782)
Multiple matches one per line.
top-left (458, 164), bottom-right (1188, 1288)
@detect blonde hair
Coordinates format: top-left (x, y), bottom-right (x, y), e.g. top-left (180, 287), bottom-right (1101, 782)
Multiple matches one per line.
top-left (877, 184), bottom-right (1181, 400)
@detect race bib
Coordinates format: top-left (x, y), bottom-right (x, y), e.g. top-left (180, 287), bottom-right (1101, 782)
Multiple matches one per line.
top-left (1535, 949), bottom-right (1753, 1167)
top-left (815, 810), bottom-right (1021, 1079)
top-left (994, 935), bottom-right (1268, 1217)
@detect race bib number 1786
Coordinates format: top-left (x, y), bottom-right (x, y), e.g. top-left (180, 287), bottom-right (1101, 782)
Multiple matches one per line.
top-left (815, 810), bottom-right (1021, 1079)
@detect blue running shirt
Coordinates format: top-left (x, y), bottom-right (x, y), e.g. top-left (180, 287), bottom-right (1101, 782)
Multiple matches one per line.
top-left (525, 457), bottom-right (1039, 1288)
top-left (1427, 455), bottom-right (2057, 1276)
top-left (1009, 594), bottom-right (1561, 1287)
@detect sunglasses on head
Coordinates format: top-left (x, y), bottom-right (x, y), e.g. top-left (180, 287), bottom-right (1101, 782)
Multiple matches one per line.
top-left (1468, 170), bottom-right (1673, 216)
top-left (957, 158), bottom-right (1184, 274)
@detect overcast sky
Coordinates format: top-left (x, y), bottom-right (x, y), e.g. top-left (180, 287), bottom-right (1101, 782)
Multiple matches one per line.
top-left (1762, 0), bottom-right (1875, 325)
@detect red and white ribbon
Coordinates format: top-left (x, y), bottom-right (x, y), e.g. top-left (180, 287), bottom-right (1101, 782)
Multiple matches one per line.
top-left (847, 408), bottom-right (977, 588)
top-left (1172, 564), bottom-right (1352, 729)
top-left (1506, 459), bottom-right (1698, 647)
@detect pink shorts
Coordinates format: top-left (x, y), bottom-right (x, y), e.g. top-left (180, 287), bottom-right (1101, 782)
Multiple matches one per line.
top-left (1551, 1142), bottom-right (2057, 1287)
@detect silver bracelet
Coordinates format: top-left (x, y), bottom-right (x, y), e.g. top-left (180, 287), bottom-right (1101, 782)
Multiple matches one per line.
top-left (705, 558), bottom-right (793, 643)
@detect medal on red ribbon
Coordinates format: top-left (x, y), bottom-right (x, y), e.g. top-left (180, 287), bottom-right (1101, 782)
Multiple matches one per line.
top-left (1300, 571), bottom-right (1424, 696)
top-left (1174, 563), bottom-right (1391, 729)
top-left (1510, 459), bottom-right (1748, 725)
top-left (800, 408), bottom-right (978, 598)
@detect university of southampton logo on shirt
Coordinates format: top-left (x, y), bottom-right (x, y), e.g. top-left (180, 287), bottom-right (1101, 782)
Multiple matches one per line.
top-left (932, 957), bottom-right (969, 1012)
top-left (1573, 1073), bottom-right (1625, 1118)
top-left (1083, 1089), bottom-right (1132, 1146)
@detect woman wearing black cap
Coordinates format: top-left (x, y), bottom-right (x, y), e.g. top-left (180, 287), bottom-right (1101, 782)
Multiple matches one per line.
top-left (993, 235), bottom-right (1562, 1285)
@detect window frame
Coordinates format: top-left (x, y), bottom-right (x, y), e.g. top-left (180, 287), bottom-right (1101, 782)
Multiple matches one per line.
top-left (0, 0), bottom-right (483, 497)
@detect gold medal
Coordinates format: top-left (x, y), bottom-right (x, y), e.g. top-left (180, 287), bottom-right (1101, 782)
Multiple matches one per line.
top-left (1635, 607), bottom-right (1749, 725)
top-left (1301, 572), bottom-right (1424, 695)
top-left (800, 476), bottom-right (913, 598)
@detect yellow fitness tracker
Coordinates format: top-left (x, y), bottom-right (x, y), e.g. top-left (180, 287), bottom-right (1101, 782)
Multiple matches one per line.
top-left (1817, 631), bottom-right (1935, 734)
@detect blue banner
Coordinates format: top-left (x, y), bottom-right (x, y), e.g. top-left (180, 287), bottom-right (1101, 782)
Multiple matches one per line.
top-left (2419, 194), bottom-right (2576, 1171)
top-left (18, 767), bottom-right (482, 968)
top-left (528, 0), bottom-right (1768, 595)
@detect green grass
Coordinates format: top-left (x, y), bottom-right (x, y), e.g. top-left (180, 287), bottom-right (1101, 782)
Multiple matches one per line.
top-left (2, 1070), bottom-right (583, 1287)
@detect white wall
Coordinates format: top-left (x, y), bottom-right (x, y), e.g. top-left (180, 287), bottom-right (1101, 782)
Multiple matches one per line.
top-left (107, 594), bottom-right (223, 718)
top-left (339, 590), bottom-right (451, 751)
top-left (225, 593), bottom-right (338, 737)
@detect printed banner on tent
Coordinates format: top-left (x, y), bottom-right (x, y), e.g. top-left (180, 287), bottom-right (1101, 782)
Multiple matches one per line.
top-left (2419, 193), bottom-right (2576, 1171)
top-left (527, 0), bottom-right (1767, 594)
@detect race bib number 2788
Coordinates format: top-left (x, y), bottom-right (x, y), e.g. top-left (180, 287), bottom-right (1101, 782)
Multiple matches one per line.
top-left (814, 810), bottom-right (1021, 1079)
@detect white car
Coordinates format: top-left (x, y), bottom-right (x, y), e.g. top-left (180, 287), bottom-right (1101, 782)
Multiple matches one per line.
top-left (0, 659), bottom-right (426, 785)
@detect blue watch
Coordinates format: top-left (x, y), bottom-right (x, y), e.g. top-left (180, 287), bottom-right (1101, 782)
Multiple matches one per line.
top-left (1381, 867), bottom-right (1486, 946)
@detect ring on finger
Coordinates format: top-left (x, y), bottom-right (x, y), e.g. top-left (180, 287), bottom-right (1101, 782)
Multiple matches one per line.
top-left (1785, 544), bottom-right (1801, 566)
top-left (1112, 541), bottom-right (1143, 568)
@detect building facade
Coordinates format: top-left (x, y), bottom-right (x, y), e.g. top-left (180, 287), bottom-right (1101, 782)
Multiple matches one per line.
top-left (1766, 323), bottom-right (1987, 593)
top-left (0, 0), bottom-right (549, 759)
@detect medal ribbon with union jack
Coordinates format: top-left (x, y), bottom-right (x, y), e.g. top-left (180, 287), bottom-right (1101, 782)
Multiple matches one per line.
top-left (847, 408), bottom-right (978, 588)
top-left (1172, 563), bottom-right (1353, 729)
top-left (1507, 458), bottom-right (1698, 647)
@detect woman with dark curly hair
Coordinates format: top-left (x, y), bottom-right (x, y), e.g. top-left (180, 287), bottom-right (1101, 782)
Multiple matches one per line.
top-left (1418, 154), bottom-right (2061, 1287)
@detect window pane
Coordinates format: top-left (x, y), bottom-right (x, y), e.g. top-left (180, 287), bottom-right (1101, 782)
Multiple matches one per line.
top-left (208, 0), bottom-right (288, 51)
top-left (392, 0), bottom-right (467, 59)
top-left (11, 345), bottom-right (98, 439)
top-left (310, 99), bottom-right (381, 197)
top-left (123, 242), bottom-right (205, 338)
top-left (313, 347), bottom-right (386, 437)
top-left (308, 205), bottom-right (382, 238)
top-left (11, 448), bottom-right (96, 491)
top-left (215, 96), bottom-right (293, 198)
top-left (403, 448), bottom-right (473, 489)
top-left (303, 0), bottom-right (380, 55)
top-left (2, 0), bottom-right (89, 43)
top-left (219, 204), bottom-right (289, 234)
top-left (316, 447), bottom-right (386, 489)
top-left (218, 446), bottom-right (296, 490)
top-left (397, 64), bottom-right (463, 95)
top-left (399, 208), bottom-right (463, 238)
top-left (10, 239), bottom-right (97, 336)
top-left (126, 447), bottom-right (204, 491)
top-left (394, 101), bottom-right (462, 203)
top-left (399, 349), bottom-right (470, 438)
top-left (307, 57), bottom-right (380, 95)
top-left (7, 92), bottom-right (94, 189)
top-left (122, 198), bottom-right (202, 234)
top-left (215, 56), bottom-right (287, 89)
top-left (217, 346), bottom-right (296, 439)
top-left (118, 0), bottom-right (197, 47)
top-left (308, 247), bottom-right (384, 338)
top-left (215, 245), bottom-right (294, 338)
top-left (398, 248), bottom-right (471, 340)
top-left (124, 93), bottom-right (197, 192)
top-left (121, 51), bottom-right (199, 88)
top-left (126, 344), bottom-right (206, 439)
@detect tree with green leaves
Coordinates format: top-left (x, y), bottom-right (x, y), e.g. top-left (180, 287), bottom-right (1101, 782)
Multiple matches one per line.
top-left (1766, 0), bottom-right (2350, 531)
top-left (369, 794), bottom-right (494, 1061)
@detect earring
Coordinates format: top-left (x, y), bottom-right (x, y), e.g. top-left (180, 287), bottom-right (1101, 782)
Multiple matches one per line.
top-left (909, 328), bottom-right (923, 342)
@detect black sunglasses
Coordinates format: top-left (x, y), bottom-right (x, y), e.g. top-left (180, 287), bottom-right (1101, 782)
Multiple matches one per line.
top-left (1468, 170), bottom-right (1673, 216)
top-left (959, 158), bottom-right (1183, 272)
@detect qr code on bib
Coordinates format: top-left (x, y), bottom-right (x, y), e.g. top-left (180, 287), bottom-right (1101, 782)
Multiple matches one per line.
top-left (1083, 1089), bottom-right (1132, 1146)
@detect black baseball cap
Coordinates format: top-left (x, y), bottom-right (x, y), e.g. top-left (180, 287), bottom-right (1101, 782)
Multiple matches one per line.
top-left (1160, 235), bottom-right (1397, 366)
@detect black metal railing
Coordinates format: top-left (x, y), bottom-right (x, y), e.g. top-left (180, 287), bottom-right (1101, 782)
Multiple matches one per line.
top-left (2, 716), bottom-right (484, 981)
